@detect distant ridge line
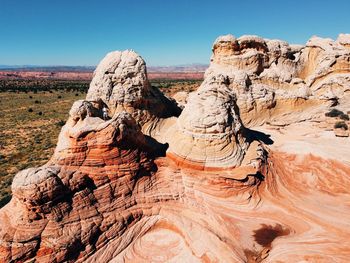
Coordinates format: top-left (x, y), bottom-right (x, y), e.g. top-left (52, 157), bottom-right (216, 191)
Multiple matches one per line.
top-left (0, 64), bottom-right (208, 73)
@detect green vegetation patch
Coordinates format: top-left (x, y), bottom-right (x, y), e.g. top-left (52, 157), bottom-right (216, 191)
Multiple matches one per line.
top-left (0, 79), bottom-right (89, 92)
top-left (151, 79), bottom-right (201, 96)
top-left (0, 90), bottom-right (86, 207)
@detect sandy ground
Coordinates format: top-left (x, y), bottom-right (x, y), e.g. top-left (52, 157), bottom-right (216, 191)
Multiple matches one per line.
top-left (255, 122), bottom-right (350, 165)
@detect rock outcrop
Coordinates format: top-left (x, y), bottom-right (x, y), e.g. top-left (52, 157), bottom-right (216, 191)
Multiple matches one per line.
top-left (167, 74), bottom-right (250, 169)
top-left (86, 50), bottom-right (181, 135)
top-left (207, 34), bottom-right (350, 126)
top-left (1, 34), bottom-right (350, 263)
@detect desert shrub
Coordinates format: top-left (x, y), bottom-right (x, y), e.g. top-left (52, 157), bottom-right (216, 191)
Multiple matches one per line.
top-left (38, 111), bottom-right (43, 116)
top-left (325, 109), bottom-right (343, 117)
top-left (29, 96), bottom-right (33, 99)
top-left (56, 120), bottom-right (65, 127)
top-left (28, 108), bottom-right (33, 112)
top-left (334, 121), bottom-right (348, 130)
top-left (340, 114), bottom-right (350, 121)
top-left (34, 100), bottom-right (41, 104)
top-left (75, 93), bottom-right (79, 96)
top-left (57, 95), bottom-right (62, 99)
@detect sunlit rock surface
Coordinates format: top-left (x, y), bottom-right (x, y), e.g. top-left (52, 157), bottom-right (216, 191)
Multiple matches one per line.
top-left (86, 50), bottom-right (181, 135)
top-left (208, 33), bottom-right (350, 126)
top-left (1, 34), bottom-right (350, 263)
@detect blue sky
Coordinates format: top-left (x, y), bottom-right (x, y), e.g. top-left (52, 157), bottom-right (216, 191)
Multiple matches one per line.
top-left (0, 0), bottom-right (349, 66)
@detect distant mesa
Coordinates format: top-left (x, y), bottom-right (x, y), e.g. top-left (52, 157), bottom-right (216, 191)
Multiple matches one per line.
top-left (0, 33), bottom-right (350, 262)
top-left (0, 64), bottom-right (208, 73)
top-left (0, 65), bottom-right (96, 72)
top-left (0, 64), bottom-right (208, 81)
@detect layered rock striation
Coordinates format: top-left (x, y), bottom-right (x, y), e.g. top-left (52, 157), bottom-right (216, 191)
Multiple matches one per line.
top-left (208, 34), bottom-right (350, 125)
top-left (167, 74), bottom-right (250, 170)
top-left (1, 34), bottom-right (350, 263)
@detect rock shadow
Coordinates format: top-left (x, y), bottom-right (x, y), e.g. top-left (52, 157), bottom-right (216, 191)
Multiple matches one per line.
top-left (144, 135), bottom-right (169, 158)
top-left (245, 128), bottom-right (274, 145)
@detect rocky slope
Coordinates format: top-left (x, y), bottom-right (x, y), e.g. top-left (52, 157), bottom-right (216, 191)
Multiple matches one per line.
top-left (0, 34), bottom-right (350, 263)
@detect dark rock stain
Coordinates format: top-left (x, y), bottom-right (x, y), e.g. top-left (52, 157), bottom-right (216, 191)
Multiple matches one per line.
top-left (253, 223), bottom-right (290, 248)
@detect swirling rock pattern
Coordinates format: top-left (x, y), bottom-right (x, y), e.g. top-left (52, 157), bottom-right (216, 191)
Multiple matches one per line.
top-left (166, 73), bottom-right (250, 170)
top-left (1, 34), bottom-right (350, 263)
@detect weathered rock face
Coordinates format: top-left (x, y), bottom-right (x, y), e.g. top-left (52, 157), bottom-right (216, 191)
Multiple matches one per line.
top-left (1, 34), bottom-right (350, 263)
top-left (208, 34), bottom-right (350, 126)
top-left (0, 108), bottom-right (160, 262)
top-left (167, 74), bottom-right (250, 169)
top-left (212, 35), bottom-right (269, 75)
top-left (86, 50), bottom-right (181, 134)
top-left (338, 33), bottom-right (350, 49)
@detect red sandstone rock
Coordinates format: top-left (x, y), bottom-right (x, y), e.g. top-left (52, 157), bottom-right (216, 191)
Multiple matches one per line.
top-left (1, 34), bottom-right (350, 262)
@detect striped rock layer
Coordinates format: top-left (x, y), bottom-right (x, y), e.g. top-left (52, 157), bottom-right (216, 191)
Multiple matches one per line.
top-left (1, 34), bottom-right (350, 262)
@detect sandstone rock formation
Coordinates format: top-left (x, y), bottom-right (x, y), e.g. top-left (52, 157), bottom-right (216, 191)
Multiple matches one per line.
top-left (86, 50), bottom-right (181, 135)
top-left (167, 74), bottom-right (250, 170)
top-left (207, 34), bottom-right (350, 126)
top-left (1, 34), bottom-right (350, 263)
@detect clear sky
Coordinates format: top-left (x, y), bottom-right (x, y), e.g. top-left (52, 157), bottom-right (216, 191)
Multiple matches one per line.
top-left (0, 0), bottom-right (349, 66)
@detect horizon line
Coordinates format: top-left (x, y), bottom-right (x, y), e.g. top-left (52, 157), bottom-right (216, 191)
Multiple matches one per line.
top-left (0, 63), bottom-right (209, 69)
